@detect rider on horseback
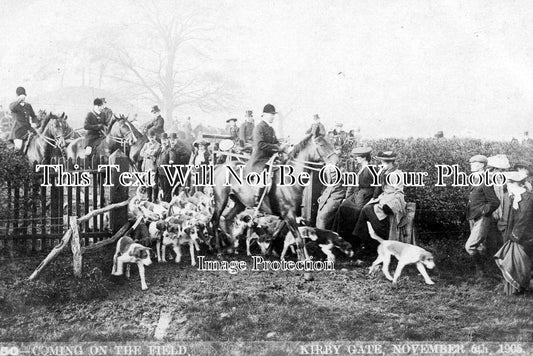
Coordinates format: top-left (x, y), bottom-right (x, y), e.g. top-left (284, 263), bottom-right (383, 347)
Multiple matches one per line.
top-left (9, 87), bottom-right (38, 151)
top-left (84, 98), bottom-right (107, 156)
top-left (143, 105), bottom-right (165, 141)
top-left (249, 104), bottom-right (289, 208)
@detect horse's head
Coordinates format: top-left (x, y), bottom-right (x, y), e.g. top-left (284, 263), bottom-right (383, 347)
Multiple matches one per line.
top-left (288, 131), bottom-right (338, 166)
top-left (43, 112), bottom-right (70, 149)
top-left (110, 114), bottom-right (137, 144)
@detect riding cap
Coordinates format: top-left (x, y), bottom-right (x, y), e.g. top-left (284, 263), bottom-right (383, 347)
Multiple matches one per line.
top-left (151, 105), bottom-right (160, 114)
top-left (16, 87), bottom-right (26, 96)
top-left (93, 98), bottom-right (103, 106)
top-left (469, 155), bottom-right (488, 164)
top-left (376, 151), bottom-right (397, 161)
top-left (263, 104), bottom-right (277, 114)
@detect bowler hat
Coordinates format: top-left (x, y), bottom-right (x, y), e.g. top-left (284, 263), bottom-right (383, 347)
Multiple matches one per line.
top-left (93, 98), bottom-right (103, 106)
top-left (351, 146), bottom-right (372, 156)
top-left (376, 151), bottom-right (397, 161)
top-left (245, 110), bottom-right (253, 117)
top-left (169, 133), bottom-right (178, 139)
top-left (263, 104), bottom-right (277, 114)
top-left (151, 105), bottom-right (160, 114)
top-left (161, 132), bottom-right (169, 139)
top-left (469, 155), bottom-right (488, 164)
top-left (487, 154), bottom-right (510, 170)
top-left (226, 118), bottom-right (237, 123)
top-left (16, 87), bottom-right (26, 96)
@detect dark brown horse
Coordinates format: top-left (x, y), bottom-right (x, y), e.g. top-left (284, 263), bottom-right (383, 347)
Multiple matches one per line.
top-left (66, 114), bottom-right (136, 164)
top-left (211, 131), bottom-right (338, 258)
top-left (25, 112), bottom-right (72, 165)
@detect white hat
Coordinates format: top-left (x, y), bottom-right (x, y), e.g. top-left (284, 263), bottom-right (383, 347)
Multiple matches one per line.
top-left (487, 154), bottom-right (510, 170)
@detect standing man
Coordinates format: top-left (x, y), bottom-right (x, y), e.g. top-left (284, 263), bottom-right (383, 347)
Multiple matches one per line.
top-left (144, 105), bottom-right (165, 139)
top-left (465, 154), bottom-right (500, 277)
top-left (155, 132), bottom-right (170, 202)
top-left (306, 114), bottom-right (326, 137)
top-left (158, 133), bottom-right (179, 202)
top-left (9, 86), bottom-right (38, 151)
top-left (140, 129), bottom-right (162, 202)
top-left (84, 98), bottom-right (107, 155)
top-left (226, 118), bottom-right (239, 143)
top-left (239, 110), bottom-right (255, 150)
top-left (249, 104), bottom-right (287, 206)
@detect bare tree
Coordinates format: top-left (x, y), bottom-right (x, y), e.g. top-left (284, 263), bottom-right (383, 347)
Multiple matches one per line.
top-left (88, 0), bottom-right (239, 127)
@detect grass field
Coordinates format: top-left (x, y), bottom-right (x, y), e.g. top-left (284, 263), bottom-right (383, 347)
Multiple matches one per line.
top-left (1, 235), bottom-right (532, 342)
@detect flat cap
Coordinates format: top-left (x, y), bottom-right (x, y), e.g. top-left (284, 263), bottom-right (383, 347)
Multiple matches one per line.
top-left (469, 155), bottom-right (488, 164)
top-left (376, 150), bottom-right (397, 161)
top-left (487, 154), bottom-right (510, 170)
top-left (351, 146), bottom-right (372, 156)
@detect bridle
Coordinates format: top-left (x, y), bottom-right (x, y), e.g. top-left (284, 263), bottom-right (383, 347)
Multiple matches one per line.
top-left (288, 137), bottom-right (338, 171)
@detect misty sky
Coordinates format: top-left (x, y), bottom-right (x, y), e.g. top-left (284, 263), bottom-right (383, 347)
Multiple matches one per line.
top-left (2, 0), bottom-right (533, 140)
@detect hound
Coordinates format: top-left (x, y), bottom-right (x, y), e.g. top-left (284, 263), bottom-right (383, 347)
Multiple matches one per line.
top-left (367, 222), bottom-right (435, 285)
top-left (112, 236), bottom-right (152, 290)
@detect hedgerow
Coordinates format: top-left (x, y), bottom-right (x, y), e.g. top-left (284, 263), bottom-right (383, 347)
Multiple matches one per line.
top-left (355, 137), bottom-right (533, 230)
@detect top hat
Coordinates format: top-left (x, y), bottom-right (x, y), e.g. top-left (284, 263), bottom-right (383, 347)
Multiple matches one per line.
top-left (151, 105), bottom-right (160, 114)
top-left (93, 98), bottom-right (103, 106)
top-left (263, 104), bottom-right (277, 114)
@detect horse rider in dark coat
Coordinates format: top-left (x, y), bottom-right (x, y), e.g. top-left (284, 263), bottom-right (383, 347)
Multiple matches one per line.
top-left (84, 98), bottom-right (106, 155)
top-left (144, 105), bottom-right (165, 139)
top-left (306, 114), bottom-right (326, 137)
top-left (248, 104), bottom-right (288, 207)
top-left (9, 87), bottom-right (38, 151)
top-left (239, 110), bottom-right (255, 152)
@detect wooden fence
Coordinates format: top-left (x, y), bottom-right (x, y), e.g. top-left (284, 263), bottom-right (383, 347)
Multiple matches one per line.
top-left (0, 156), bottom-right (113, 255)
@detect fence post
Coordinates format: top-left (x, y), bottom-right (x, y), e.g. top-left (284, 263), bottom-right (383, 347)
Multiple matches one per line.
top-left (109, 150), bottom-right (129, 233)
top-left (70, 216), bottom-right (82, 278)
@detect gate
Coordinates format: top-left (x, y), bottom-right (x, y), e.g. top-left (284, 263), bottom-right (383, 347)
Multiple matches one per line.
top-left (0, 156), bottom-right (112, 255)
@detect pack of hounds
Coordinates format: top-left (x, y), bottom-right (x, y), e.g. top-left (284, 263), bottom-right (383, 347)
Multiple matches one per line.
top-left (112, 187), bottom-right (435, 290)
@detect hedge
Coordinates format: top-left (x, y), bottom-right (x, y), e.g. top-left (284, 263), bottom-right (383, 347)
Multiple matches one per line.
top-left (346, 137), bottom-right (533, 231)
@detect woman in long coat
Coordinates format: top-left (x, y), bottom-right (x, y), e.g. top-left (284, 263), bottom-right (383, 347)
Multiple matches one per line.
top-left (353, 151), bottom-right (406, 253)
top-left (494, 170), bottom-right (533, 295)
top-left (332, 147), bottom-right (375, 248)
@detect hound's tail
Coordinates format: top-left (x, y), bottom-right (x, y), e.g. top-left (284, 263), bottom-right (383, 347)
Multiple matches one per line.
top-left (366, 222), bottom-right (384, 243)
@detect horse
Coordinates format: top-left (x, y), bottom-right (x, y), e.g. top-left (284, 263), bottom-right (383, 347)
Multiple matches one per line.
top-left (65, 114), bottom-right (136, 166)
top-left (25, 112), bottom-right (72, 165)
top-left (210, 131), bottom-right (338, 259)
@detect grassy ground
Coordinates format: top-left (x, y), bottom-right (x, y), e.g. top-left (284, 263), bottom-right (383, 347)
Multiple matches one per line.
top-left (1, 235), bottom-right (532, 342)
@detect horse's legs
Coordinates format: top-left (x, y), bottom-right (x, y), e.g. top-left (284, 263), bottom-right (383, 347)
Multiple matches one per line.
top-left (222, 199), bottom-right (246, 247)
top-left (211, 188), bottom-right (230, 252)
